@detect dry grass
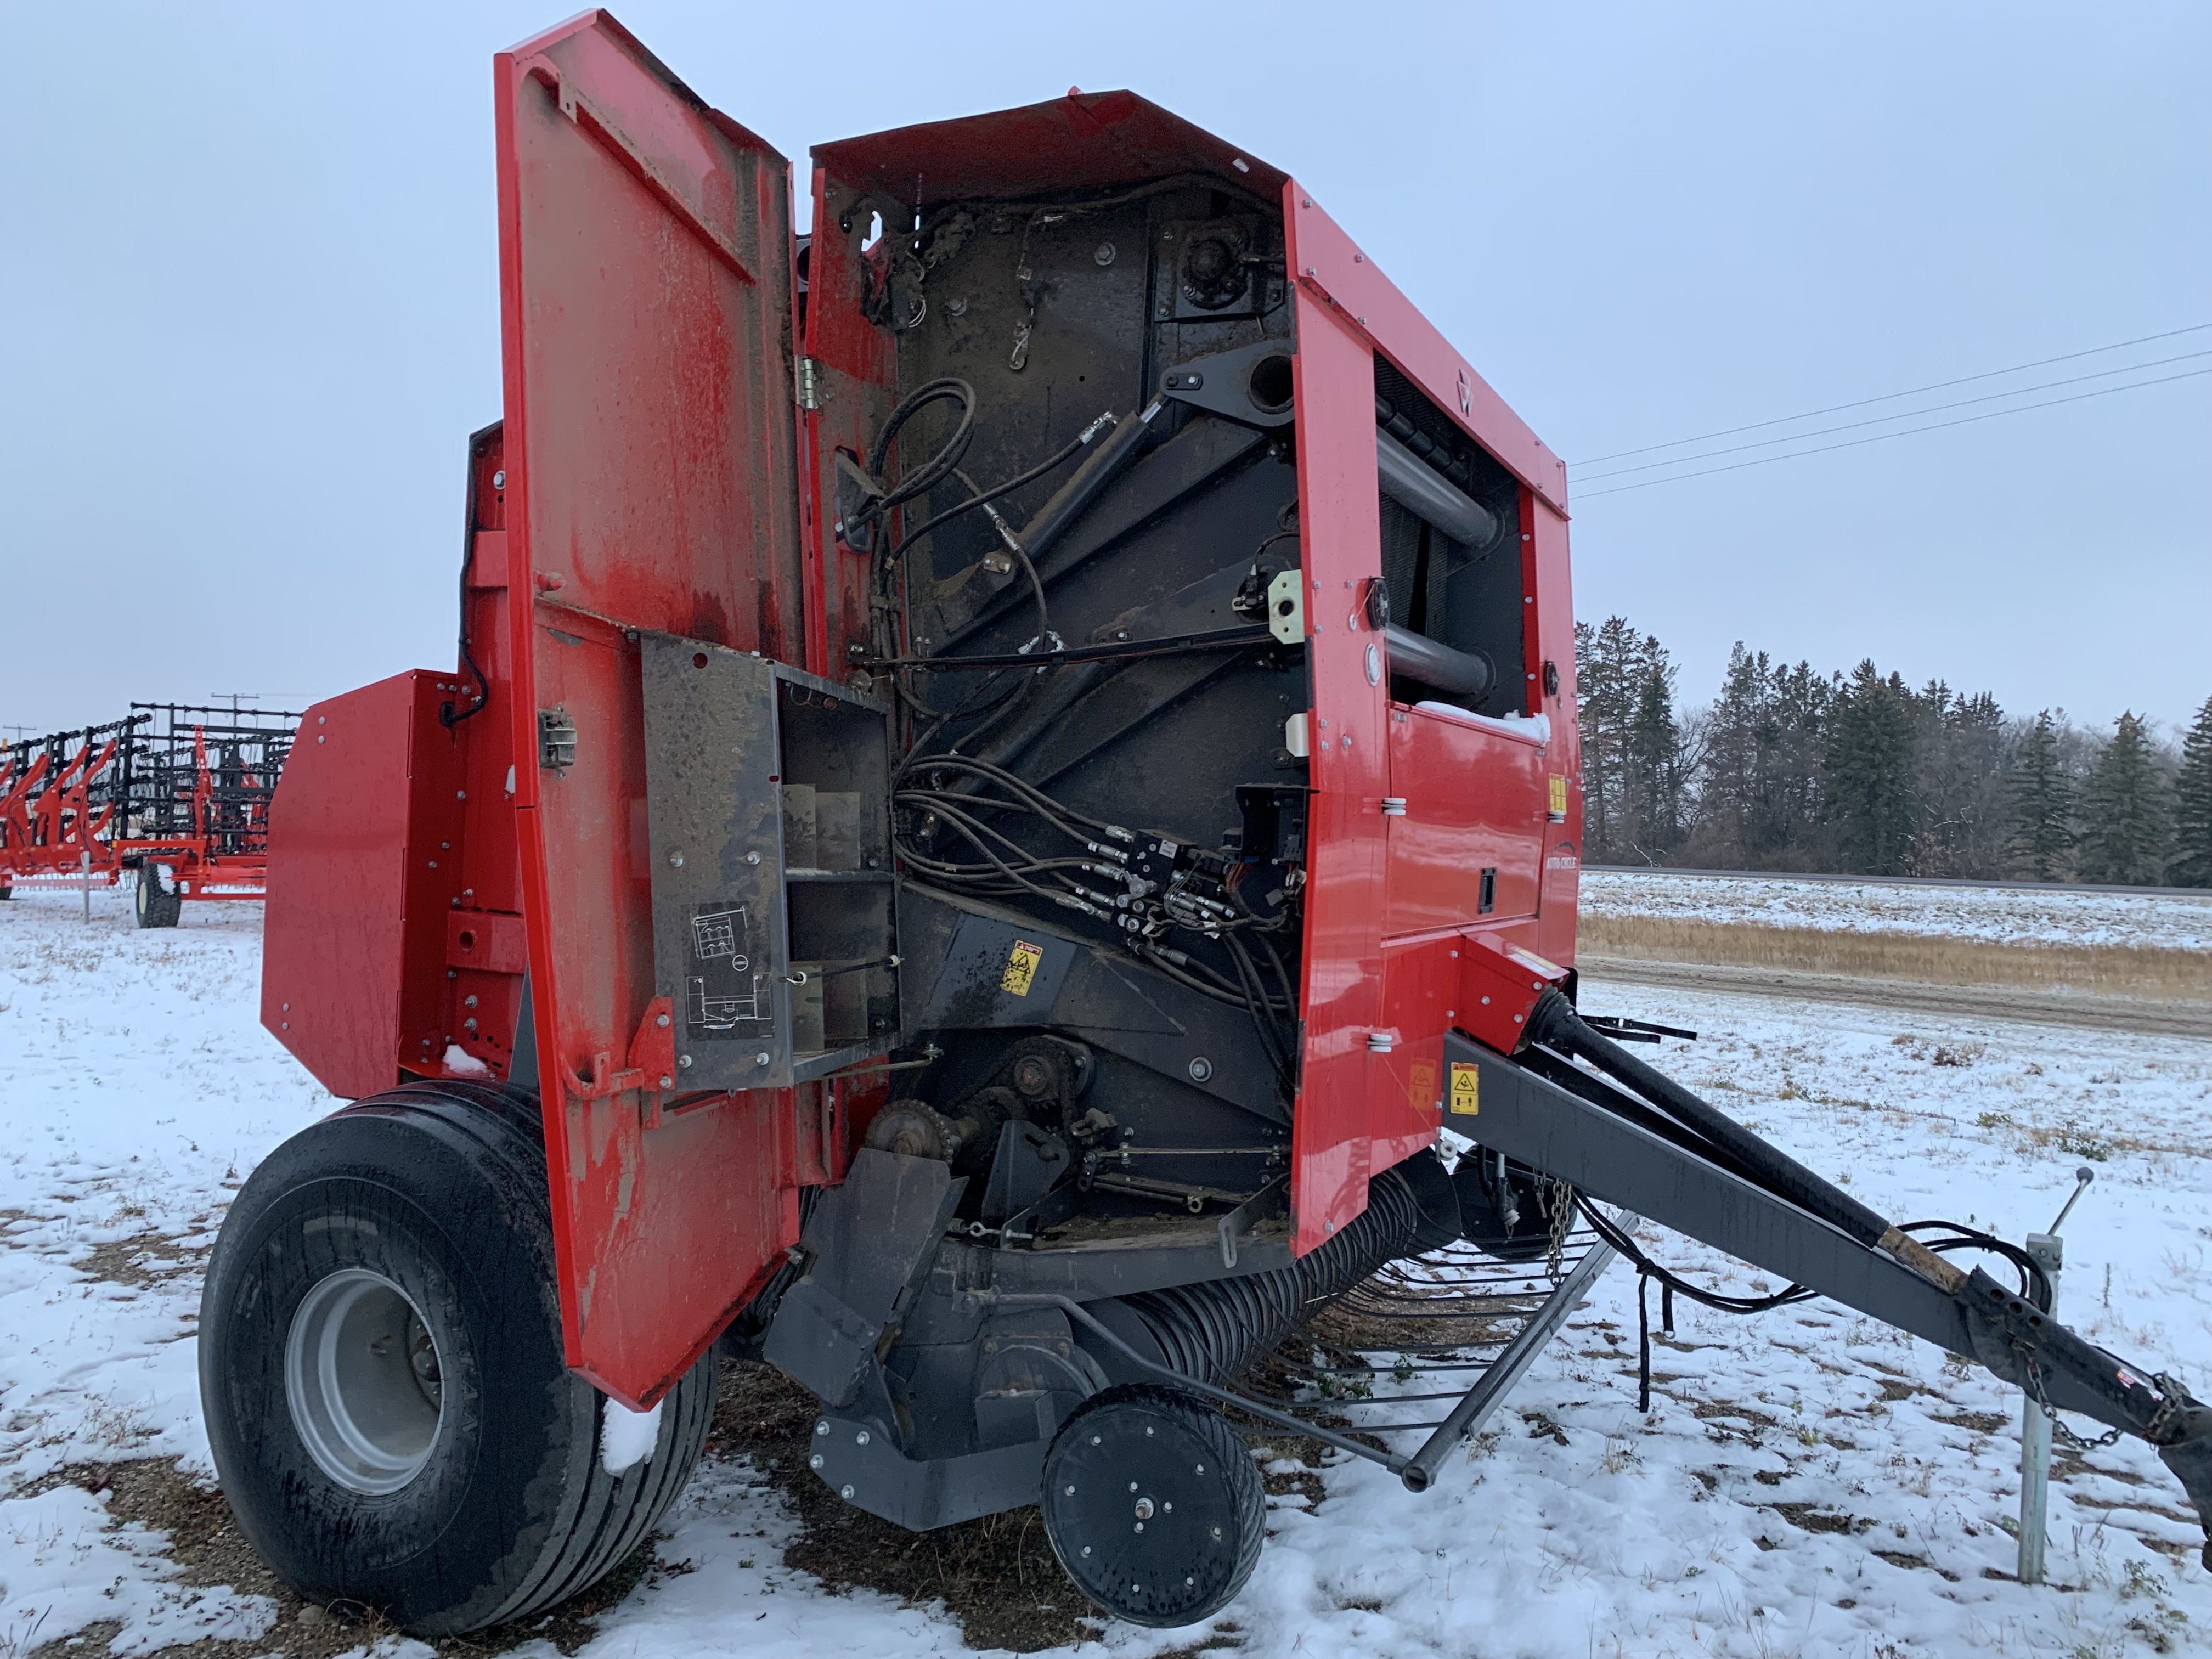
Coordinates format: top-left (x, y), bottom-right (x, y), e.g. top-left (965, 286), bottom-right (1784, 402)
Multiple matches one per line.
top-left (1577, 915), bottom-right (2211, 1002)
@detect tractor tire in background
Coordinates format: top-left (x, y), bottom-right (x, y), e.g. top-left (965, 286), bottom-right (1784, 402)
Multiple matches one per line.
top-left (133, 861), bottom-right (182, 929)
top-left (199, 1080), bottom-right (716, 1635)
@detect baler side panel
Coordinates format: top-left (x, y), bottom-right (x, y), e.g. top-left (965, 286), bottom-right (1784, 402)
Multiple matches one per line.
top-left (1282, 280), bottom-right (1388, 1255)
top-left (494, 9), bottom-right (806, 1407)
top-left (1383, 709), bottom-right (1547, 935)
top-left (1527, 493), bottom-right (1582, 968)
top-left (262, 673), bottom-right (461, 1099)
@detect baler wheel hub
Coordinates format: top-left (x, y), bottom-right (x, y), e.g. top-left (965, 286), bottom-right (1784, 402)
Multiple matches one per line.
top-left (284, 1268), bottom-right (445, 1496)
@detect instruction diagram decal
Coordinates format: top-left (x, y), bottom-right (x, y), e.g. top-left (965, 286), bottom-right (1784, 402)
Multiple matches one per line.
top-left (686, 901), bottom-right (773, 1040)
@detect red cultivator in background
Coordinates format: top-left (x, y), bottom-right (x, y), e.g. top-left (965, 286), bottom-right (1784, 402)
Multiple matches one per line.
top-left (0, 704), bottom-right (301, 923)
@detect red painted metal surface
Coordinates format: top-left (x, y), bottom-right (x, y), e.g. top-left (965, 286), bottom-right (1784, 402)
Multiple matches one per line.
top-left (262, 674), bottom-right (462, 1099)
top-left (1281, 286), bottom-right (1391, 1254)
top-left (1279, 180), bottom-right (1578, 1252)
top-left (493, 10), bottom-right (806, 1407)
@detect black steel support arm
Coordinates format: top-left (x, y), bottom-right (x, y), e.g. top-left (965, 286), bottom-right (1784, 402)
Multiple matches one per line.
top-left (1446, 1019), bottom-right (2212, 1567)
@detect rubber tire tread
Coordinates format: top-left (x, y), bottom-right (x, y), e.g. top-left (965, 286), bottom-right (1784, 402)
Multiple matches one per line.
top-left (200, 1080), bottom-right (715, 1635)
top-left (396, 1082), bottom-right (718, 1627)
top-left (1043, 1382), bottom-right (1265, 1628)
top-left (134, 862), bottom-right (181, 929)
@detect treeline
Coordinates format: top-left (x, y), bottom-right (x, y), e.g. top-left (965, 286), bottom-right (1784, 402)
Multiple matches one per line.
top-left (1575, 616), bottom-right (2212, 887)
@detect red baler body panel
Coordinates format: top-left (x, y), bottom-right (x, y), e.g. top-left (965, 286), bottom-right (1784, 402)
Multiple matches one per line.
top-left (259, 12), bottom-right (1580, 1404)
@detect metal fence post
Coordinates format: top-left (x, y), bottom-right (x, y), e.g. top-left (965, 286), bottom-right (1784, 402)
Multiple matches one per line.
top-left (2017, 1229), bottom-right (2064, 1584)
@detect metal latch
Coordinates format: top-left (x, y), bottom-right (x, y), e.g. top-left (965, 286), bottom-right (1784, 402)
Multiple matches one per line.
top-left (538, 710), bottom-right (578, 771)
top-left (795, 356), bottom-right (821, 411)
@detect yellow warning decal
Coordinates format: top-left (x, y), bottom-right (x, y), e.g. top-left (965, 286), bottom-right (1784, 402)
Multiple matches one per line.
top-left (1548, 775), bottom-right (1568, 817)
top-left (1001, 939), bottom-right (1045, 996)
top-left (1448, 1062), bottom-right (1480, 1115)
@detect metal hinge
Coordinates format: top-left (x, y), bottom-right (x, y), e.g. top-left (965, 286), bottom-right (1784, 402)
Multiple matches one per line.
top-left (795, 357), bottom-right (821, 411)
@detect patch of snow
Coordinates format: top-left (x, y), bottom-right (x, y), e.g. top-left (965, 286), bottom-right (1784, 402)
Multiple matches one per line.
top-left (442, 1042), bottom-right (493, 1077)
top-left (3, 884), bottom-right (2210, 1658)
top-left (0, 1482), bottom-right (275, 1654)
top-left (600, 1397), bottom-right (662, 1477)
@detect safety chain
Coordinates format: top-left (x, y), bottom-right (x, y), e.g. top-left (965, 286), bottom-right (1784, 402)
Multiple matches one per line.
top-left (1543, 1177), bottom-right (1575, 1282)
top-left (2024, 1356), bottom-right (2125, 1451)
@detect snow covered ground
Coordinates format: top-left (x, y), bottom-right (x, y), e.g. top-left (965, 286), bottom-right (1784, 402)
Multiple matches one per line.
top-left (3, 887), bottom-right (2210, 1658)
top-left (1582, 871), bottom-right (2212, 953)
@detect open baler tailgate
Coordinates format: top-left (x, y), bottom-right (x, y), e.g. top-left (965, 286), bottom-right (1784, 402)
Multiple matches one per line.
top-left (494, 11), bottom-right (811, 1406)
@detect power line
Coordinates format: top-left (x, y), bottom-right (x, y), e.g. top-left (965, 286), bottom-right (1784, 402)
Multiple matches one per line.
top-left (1569, 321), bottom-right (2212, 466)
top-left (1572, 365), bottom-right (2212, 501)
top-left (1576, 348), bottom-right (2212, 483)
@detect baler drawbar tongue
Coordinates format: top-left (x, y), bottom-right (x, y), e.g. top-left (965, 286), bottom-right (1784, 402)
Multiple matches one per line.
top-left (1454, 984), bottom-right (2212, 1568)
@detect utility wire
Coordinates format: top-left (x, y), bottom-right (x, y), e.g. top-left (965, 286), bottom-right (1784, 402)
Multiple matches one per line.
top-left (1573, 365), bottom-right (2212, 500)
top-left (1570, 322), bottom-right (2212, 466)
top-left (1576, 348), bottom-right (2212, 483)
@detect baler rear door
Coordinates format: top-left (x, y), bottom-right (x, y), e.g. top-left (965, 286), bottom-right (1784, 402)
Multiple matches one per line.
top-left (494, 11), bottom-right (806, 1408)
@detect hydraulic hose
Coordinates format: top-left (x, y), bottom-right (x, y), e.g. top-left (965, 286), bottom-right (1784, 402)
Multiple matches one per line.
top-left (1524, 989), bottom-right (1891, 1248)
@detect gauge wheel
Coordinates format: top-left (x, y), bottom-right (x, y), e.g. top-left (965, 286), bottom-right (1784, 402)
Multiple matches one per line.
top-left (199, 1080), bottom-right (716, 1635)
top-left (134, 861), bottom-right (182, 928)
top-left (1041, 1383), bottom-right (1265, 1628)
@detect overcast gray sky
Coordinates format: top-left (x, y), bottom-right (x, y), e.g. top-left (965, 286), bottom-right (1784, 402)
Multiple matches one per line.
top-left (3, 2), bottom-right (2205, 740)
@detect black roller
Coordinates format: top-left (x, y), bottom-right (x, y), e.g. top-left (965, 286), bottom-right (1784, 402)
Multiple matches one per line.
top-left (1376, 428), bottom-right (1500, 550)
top-left (1384, 626), bottom-right (1496, 700)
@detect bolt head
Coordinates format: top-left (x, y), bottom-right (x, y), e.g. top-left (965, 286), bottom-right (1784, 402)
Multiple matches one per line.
top-left (840, 1484), bottom-right (854, 1500)
top-left (668, 852), bottom-right (684, 868)
top-left (856, 1430), bottom-right (870, 1445)
top-left (656, 1012), bottom-right (671, 1027)
top-left (755, 1051), bottom-right (772, 1066)
top-left (678, 1054), bottom-right (693, 1068)
top-left (816, 1420), bottom-right (830, 1435)
top-left (809, 1453), bottom-right (823, 1469)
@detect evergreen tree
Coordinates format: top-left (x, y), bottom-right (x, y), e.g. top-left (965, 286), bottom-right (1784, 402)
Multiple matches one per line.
top-left (2175, 696), bottom-right (2212, 888)
top-left (2077, 712), bottom-right (2174, 885)
top-left (1689, 646), bottom-right (1832, 868)
top-left (1825, 662), bottom-right (1918, 874)
top-left (2004, 710), bottom-right (2075, 881)
top-left (1573, 617), bottom-right (1680, 862)
top-left (1624, 658), bottom-right (1685, 857)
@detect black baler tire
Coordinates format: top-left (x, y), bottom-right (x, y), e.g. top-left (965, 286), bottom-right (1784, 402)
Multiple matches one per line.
top-left (134, 861), bottom-right (182, 929)
top-left (199, 1080), bottom-right (716, 1635)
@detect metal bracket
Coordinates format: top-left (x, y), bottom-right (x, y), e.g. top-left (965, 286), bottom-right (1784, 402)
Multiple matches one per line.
top-left (1266, 569), bottom-right (1305, 644)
